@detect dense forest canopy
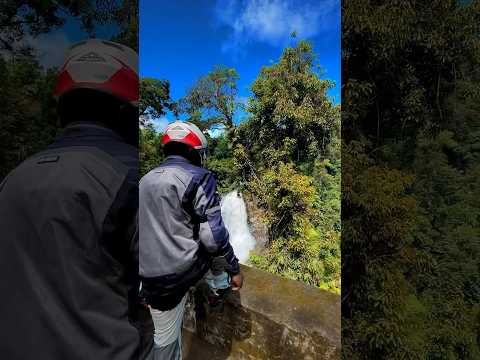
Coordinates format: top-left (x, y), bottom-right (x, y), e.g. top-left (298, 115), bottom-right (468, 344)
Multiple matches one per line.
top-left (140, 40), bottom-right (341, 293)
top-left (342, 0), bottom-right (480, 358)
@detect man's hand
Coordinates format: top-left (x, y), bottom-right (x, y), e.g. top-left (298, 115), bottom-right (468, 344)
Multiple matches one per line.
top-left (230, 273), bottom-right (244, 291)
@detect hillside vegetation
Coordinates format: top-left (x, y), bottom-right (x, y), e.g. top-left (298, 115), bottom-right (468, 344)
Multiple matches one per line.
top-left (342, 1), bottom-right (480, 358)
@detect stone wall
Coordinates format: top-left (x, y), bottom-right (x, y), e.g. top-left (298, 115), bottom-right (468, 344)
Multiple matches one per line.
top-left (181, 265), bottom-right (341, 360)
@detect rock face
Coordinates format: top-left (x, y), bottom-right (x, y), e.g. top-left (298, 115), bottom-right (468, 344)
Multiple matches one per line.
top-left (242, 194), bottom-right (269, 254)
top-left (182, 265), bottom-right (341, 360)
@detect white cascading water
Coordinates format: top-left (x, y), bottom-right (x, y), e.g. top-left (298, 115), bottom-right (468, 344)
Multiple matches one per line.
top-left (220, 191), bottom-right (256, 264)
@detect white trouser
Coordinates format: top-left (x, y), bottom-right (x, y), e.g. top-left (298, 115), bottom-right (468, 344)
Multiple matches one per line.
top-left (148, 271), bottom-right (230, 359)
top-left (149, 294), bottom-right (187, 359)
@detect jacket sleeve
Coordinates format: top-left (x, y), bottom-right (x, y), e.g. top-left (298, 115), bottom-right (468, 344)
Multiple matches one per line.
top-left (192, 172), bottom-right (240, 275)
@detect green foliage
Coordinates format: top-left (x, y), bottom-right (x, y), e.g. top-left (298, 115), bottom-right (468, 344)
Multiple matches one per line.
top-left (240, 40), bottom-right (339, 165)
top-left (204, 135), bottom-right (237, 193)
top-left (343, 0), bottom-right (480, 358)
top-left (236, 41), bottom-right (341, 292)
top-left (140, 77), bottom-right (175, 125)
top-left (311, 158), bottom-right (341, 232)
top-left (179, 65), bottom-right (239, 132)
top-left (0, 58), bottom-right (58, 179)
top-left (249, 162), bottom-right (316, 239)
top-left (109, 0), bottom-right (139, 51)
top-left (251, 222), bottom-right (340, 292)
top-left (138, 74), bottom-right (177, 178)
top-left (232, 143), bottom-right (254, 184)
top-left (139, 124), bottom-right (163, 178)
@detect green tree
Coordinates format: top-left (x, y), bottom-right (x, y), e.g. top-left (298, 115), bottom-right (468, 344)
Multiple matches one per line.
top-left (0, 58), bottom-right (58, 179)
top-left (139, 75), bottom-right (176, 177)
top-left (179, 65), bottom-right (239, 134)
top-left (140, 77), bottom-right (175, 126)
top-left (238, 40), bottom-right (341, 292)
top-left (239, 40), bottom-right (339, 167)
top-left (110, 0), bottom-right (139, 51)
top-left (139, 124), bottom-right (163, 177)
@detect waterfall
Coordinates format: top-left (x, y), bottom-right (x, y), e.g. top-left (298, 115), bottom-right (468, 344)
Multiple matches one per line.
top-left (221, 190), bottom-right (256, 264)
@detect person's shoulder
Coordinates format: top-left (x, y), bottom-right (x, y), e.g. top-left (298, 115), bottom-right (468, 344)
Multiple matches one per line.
top-left (191, 165), bottom-right (215, 184)
top-left (174, 160), bottom-right (210, 178)
top-left (139, 165), bottom-right (163, 184)
top-left (100, 140), bottom-right (138, 167)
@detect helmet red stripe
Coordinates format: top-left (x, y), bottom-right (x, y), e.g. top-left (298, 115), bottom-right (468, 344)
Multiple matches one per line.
top-left (54, 71), bottom-right (75, 98)
top-left (102, 66), bottom-right (139, 102)
top-left (162, 131), bottom-right (202, 148)
top-left (161, 134), bottom-right (171, 145)
top-left (54, 66), bottom-right (138, 102)
top-left (183, 132), bottom-right (202, 147)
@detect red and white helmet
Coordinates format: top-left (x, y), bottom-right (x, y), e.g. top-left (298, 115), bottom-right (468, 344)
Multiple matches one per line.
top-left (162, 121), bottom-right (208, 151)
top-left (54, 39), bottom-right (138, 105)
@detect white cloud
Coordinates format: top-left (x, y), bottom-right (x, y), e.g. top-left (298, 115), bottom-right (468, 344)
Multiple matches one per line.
top-left (215, 0), bottom-right (339, 52)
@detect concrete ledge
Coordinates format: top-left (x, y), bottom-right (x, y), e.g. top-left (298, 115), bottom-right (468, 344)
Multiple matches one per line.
top-left (182, 265), bottom-right (340, 360)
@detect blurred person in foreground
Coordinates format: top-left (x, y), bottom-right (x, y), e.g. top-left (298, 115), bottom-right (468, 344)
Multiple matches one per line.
top-left (140, 121), bottom-right (244, 360)
top-left (0, 39), bottom-right (152, 359)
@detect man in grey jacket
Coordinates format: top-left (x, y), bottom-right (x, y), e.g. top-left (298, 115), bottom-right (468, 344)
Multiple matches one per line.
top-left (0, 40), bottom-right (151, 360)
top-left (140, 121), bottom-right (243, 359)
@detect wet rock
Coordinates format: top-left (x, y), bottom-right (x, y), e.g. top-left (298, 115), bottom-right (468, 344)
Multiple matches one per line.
top-left (242, 194), bottom-right (269, 254)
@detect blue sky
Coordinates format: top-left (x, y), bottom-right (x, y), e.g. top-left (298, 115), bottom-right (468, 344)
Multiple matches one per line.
top-left (140, 0), bottom-right (340, 131)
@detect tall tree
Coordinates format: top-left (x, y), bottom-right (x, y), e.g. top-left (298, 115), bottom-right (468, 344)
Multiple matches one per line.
top-left (237, 40), bottom-right (341, 292)
top-left (140, 77), bottom-right (175, 126)
top-left (239, 40), bottom-right (339, 167)
top-left (179, 65), bottom-right (239, 133)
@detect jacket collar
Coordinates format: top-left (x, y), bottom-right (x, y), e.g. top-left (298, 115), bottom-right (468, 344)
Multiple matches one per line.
top-left (164, 155), bottom-right (191, 163)
top-left (58, 122), bottom-right (121, 141)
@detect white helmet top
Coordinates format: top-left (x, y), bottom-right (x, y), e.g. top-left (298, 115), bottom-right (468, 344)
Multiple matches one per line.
top-left (162, 121), bottom-right (208, 151)
top-left (54, 39), bottom-right (138, 105)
